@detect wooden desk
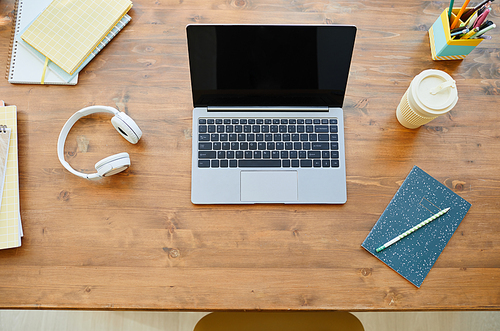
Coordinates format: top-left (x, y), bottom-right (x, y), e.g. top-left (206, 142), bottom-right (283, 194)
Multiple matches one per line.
top-left (0, 0), bottom-right (499, 311)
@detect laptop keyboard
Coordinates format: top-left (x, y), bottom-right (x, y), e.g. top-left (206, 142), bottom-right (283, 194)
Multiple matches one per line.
top-left (197, 118), bottom-right (340, 168)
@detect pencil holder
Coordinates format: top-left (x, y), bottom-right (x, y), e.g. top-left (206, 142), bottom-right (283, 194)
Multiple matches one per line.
top-left (428, 8), bottom-right (483, 60)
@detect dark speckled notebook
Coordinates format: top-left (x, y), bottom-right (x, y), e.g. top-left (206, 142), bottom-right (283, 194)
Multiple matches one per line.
top-left (361, 166), bottom-right (471, 288)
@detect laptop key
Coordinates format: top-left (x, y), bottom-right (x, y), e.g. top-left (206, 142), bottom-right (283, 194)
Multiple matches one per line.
top-left (312, 142), bottom-right (329, 150)
top-left (199, 134), bottom-right (210, 141)
top-left (199, 142), bottom-right (212, 150)
top-left (331, 160), bottom-right (340, 167)
top-left (230, 160), bottom-right (237, 167)
top-left (211, 160), bottom-right (219, 167)
top-left (239, 160), bottom-right (281, 167)
top-left (291, 159), bottom-right (299, 167)
top-left (318, 134), bottom-right (329, 141)
top-left (315, 125), bottom-right (329, 133)
top-left (199, 151), bottom-right (216, 159)
top-left (308, 151), bottom-right (321, 158)
top-left (198, 160), bottom-right (210, 168)
top-left (300, 160), bottom-right (312, 167)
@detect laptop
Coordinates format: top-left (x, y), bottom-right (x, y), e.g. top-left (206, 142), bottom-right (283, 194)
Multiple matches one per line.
top-left (187, 24), bottom-right (357, 204)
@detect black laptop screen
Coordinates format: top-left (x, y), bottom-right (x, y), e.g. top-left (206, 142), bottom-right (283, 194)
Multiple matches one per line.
top-left (187, 25), bottom-right (356, 108)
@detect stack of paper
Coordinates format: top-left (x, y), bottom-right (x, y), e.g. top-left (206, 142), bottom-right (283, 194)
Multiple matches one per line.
top-left (7, 0), bottom-right (133, 85)
top-left (0, 103), bottom-right (21, 250)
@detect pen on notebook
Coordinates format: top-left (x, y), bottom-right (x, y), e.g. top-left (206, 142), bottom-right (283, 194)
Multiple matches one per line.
top-left (451, 0), bottom-right (472, 29)
top-left (375, 208), bottom-right (451, 253)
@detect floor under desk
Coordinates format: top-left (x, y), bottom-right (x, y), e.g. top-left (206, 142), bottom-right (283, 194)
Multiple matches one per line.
top-left (0, 311), bottom-right (499, 331)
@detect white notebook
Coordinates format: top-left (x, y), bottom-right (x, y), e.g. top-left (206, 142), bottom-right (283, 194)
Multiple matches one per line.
top-left (7, 0), bottom-right (78, 85)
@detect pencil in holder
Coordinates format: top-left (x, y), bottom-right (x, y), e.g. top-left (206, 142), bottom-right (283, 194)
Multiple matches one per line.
top-left (428, 8), bottom-right (483, 60)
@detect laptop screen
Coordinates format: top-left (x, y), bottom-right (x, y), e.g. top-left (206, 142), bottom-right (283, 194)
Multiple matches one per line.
top-left (187, 25), bottom-right (356, 108)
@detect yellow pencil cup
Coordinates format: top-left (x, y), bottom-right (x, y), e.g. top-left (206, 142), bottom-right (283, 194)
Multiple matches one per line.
top-left (428, 8), bottom-right (483, 60)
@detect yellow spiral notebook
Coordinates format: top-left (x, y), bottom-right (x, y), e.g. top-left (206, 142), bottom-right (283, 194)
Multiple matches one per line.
top-left (21, 0), bottom-right (132, 75)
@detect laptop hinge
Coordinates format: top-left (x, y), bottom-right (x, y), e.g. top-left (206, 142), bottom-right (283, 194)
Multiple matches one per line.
top-left (206, 106), bottom-right (330, 112)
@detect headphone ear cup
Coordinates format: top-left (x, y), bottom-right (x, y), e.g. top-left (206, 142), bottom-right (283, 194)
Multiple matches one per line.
top-left (111, 113), bottom-right (142, 144)
top-left (94, 152), bottom-right (131, 177)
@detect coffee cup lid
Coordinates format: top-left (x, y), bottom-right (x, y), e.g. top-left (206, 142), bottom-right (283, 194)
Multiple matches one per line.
top-left (411, 69), bottom-right (458, 115)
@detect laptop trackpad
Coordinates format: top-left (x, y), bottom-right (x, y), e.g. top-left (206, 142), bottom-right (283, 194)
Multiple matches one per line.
top-left (240, 171), bottom-right (298, 202)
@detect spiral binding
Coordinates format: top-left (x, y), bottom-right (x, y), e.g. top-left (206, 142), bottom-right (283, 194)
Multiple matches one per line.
top-left (0, 125), bottom-right (8, 133)
top-left (5, 0), bottom-right (21, 81)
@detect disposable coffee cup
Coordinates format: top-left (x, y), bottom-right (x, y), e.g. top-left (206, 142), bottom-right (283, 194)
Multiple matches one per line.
top-left (396, 69), bottom-right (458, 129)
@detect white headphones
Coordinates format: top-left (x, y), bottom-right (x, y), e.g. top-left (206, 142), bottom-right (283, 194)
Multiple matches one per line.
top-left (57, 106), bottom-right (142, 180)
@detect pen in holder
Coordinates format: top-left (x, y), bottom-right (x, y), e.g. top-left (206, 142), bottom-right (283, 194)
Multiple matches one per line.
top-left (429, 8), bottom-right (483, 60)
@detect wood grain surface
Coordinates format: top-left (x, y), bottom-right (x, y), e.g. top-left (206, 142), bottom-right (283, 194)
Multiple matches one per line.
top-left (0, 0), bottom-right (499, 311)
